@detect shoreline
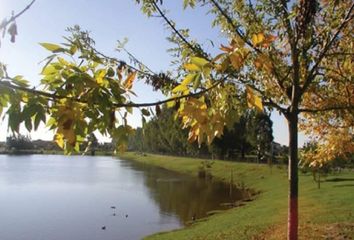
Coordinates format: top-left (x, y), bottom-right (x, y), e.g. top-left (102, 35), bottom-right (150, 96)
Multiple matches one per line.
top-left (119, 152), bottom-right (354, 240)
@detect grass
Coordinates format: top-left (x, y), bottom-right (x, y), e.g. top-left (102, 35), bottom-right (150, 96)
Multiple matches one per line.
top-left (119, 152), bottom-right (354, 240)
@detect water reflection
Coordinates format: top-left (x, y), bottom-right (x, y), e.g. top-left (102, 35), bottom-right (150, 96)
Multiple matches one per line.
top-left (120, 160), bottom-right (247, 223)
top-left (0, 155), bottom-right (247, 240)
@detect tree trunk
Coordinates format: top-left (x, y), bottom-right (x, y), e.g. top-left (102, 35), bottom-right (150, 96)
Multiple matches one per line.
top-left (241, 144), bottom-right (245, 161)
top-left (288, 113), bottom-right (299, 240)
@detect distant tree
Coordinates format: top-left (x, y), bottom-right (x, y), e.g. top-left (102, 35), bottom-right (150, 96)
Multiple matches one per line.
top-left (86, 133), bottom-right (98, 155)
top-left (246, 112), bottom-right (274, 163)
top-left (6, 135), bottom-right (34, 151)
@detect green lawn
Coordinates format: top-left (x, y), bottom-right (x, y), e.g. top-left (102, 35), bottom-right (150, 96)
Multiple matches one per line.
top-left (119, 152), bottom-right (354, 240)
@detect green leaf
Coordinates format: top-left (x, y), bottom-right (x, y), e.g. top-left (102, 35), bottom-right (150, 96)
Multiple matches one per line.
top-left (107, 67), bottom-right (115, 77)
top-left (192, 74), bottom-right (201, 90)
top-left (69, 45), bottom-right (77, 55)
top-left (190, 57), bottom-right (209, 68)
top-left (184, 63), bottom-right (201, 72)
top-left (46, 117), bottom-right (57, 128)
top-left (141, 108), bottom-right (150, 116)
top-left (34, 105), bottom-right (46, 130)
top-left (41, 64), bottom-right (57, 75)
top-left (125, 106), bottom-right (133, 114)
top-left (39, 43), bottom-right (64, 52)
top-left (25, 118), bottom-right (32, 132)
top-left (11, 75), bottom-right (29, 87)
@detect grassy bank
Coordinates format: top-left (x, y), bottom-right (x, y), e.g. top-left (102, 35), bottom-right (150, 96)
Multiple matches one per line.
top-left (119, 152), bottom-right (354, 240)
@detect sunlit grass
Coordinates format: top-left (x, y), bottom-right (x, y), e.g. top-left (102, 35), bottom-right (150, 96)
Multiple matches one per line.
top-left (119, 152), bottom-right (354, 240)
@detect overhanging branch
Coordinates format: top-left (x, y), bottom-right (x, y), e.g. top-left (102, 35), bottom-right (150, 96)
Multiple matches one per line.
top-left (0, 0), bottom-right (36, 31)
top-left (299, 105), bottom-right (354, 113)
top-left (0, 77), bottom-right (222, 108)
top-left (302, 2), bottom-right (354, 94)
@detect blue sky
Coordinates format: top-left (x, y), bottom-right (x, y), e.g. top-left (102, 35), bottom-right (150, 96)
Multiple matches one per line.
top-left (0, 0), bottom-right (306, 146)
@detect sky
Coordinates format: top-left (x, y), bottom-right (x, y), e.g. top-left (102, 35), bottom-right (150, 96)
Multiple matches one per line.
top-left (0, 0), bottom-right (307, 146)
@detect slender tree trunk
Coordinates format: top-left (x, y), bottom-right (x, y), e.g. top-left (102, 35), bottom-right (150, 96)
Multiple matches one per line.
top-left (288, 113), bottom-right (299, 240)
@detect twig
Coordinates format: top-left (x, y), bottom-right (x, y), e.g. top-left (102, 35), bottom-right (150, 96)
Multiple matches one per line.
top-left (299, 105), bottom-right (354, 113)
top-left (0, 0), bottom-right (36, 31)
top-left (302, 3), bottom-right (354, 94)
top-left (151, 1), bottom-right (209, 59)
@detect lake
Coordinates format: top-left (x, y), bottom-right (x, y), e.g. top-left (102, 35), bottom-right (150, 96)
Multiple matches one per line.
top-left (0, 154), bottom-right (246, 240)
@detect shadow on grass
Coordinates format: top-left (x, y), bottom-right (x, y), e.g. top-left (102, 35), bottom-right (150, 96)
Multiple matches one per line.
top-left (325, 178), bottom-right (354, 182)
top-left (333, 184), bottom-right (354, 188)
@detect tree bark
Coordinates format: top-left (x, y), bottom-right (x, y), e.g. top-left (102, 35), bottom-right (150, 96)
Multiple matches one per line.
top-left (288, 113), bottom-right (299, 240)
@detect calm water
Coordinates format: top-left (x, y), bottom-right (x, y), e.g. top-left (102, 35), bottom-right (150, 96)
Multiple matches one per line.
top-left (0, 155), bottom-right (245, 240)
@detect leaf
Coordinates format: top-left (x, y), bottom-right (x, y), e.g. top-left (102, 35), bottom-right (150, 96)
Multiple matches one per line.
top-left (252, 33), bottom-right (265, 46)
top-left (212, 53), bottom-right (226, 63)
top-left (181, 73), bottom-right (197, 86)
top-left (184, 63), bottom-right (201, 71)
top-left (167, 100), bottom-right (176, 108)
top-left (41, 64), bottom-right (57, 75)
top-left (25, 118), bottom-right (32, 132)
top-left (46, 117), bottom-right (56, 128)
top-left (54, 133), bottom-right (65, 149)
top-left (190, 57), bottom-right (209, 68)
top-left (220, 44), bottom-right (233, 53)
top-left (39, 43), bottom-right (64, 52)
top-left (124, 71), bottom-right (137, 89)
top-left (172, 84), bottom-right (188, 93)
top-left (8, 22), bottom-right (17, 43)
top-left (192, 74), bottom-right (201, 90)
top-left (229, 52), bottom-right (243, 70)
top-left (141, 108), bottom-right (150, 116)
top-left (246, 86), bottom-right (263, 112)
top-left (96, 69), bottom-right (106, 85)
top-left (220, 57), bottom-right (231, 72)
top-left (11, 75), bottom-right (29, 87)
top-left (69, 45), bottom-right (77, 55)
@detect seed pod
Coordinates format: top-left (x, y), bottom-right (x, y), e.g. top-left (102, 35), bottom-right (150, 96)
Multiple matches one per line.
top-left (8, 22), bottom-right (17, 43)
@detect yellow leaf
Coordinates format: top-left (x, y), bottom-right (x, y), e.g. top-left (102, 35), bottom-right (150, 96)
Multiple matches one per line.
top-left (181, 73), bottom-right (197, 86)
top-left (124, 71), bottom-right (137, 89)
top-left (246, 86), bottom-right (263, 112)
top-left (184, 63), bottom-right (201, 71)
top-left (54, 133), bottom-right (65, 149)
top-left (166, 100), bottom-right (176, 108)
top-left (252, 33), bottom-right (265, 46)
top-left (96, 70), bottom-right (106, 85)
top-left (172, 84), bottom-right (188, 93)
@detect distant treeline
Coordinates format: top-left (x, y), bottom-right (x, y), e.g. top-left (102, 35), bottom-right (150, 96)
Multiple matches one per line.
top-left (128, 106), bottom-right (288, 163)
top-left (1, 134), bottom-right (112, 155)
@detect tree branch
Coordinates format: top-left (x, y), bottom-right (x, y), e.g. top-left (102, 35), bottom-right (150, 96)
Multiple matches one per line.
top-left (151, 1), bottom-right (208, 58)
top-left (299, 105), bottom-right (354, 113)
top-left (209, 0), bottom-right (261, 54)
top-left (0, 0), bottom-right (36, 31)
top-left (0, 76), bottom-right (222, 108)
top-left (302, 2), bottom-right (354, 94)
top-left (212, 0), bottom-right (289, 99)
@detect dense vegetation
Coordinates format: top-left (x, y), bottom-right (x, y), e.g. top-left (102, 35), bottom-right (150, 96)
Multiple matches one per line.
top-left (128, 106), bottom-right (285, 163)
